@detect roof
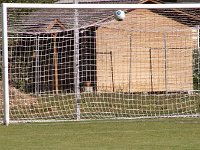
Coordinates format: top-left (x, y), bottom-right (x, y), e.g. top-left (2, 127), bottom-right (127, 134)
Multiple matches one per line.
top-left (55, 0), bottom-right (140, 4)
top-left (178, 0), bottom-right (200, 3)
top-left (7, 0), bottom-right (200, 34)
top-left (15, 8), bottom-right (116, 34)
top-left (151, 9), bottom-right (200, 27)
top-left (55, 0), bottom-right (176, 4)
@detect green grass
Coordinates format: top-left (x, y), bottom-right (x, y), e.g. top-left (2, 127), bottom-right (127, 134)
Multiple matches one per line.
top-left (0, 118), bottom-right (200, 150)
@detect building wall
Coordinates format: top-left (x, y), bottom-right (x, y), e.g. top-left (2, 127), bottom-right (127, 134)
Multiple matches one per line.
top-left (96, 9), bottom-right (197, 92)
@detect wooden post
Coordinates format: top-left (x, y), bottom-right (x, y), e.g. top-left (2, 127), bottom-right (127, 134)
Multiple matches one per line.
top-left (149, 47), bottom-right (153, 92)
top-left (110, 51), bottom-right (114, 92)
top-left (129, 34), bottom-right (132, 93)
top-left (197, 25), bottom-right (200, 90)
top-left (164, 33), bottom-right (168, 93)
top-left (53, 33), bottom-right (59, 95)
top-left (35, 35), bottom-right (40, 95)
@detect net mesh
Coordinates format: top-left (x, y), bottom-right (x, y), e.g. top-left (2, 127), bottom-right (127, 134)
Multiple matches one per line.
top-left (0, 6), bottom-right (200, 122)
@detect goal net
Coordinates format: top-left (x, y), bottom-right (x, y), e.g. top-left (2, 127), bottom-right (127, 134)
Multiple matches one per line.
top-left (1, 3), bottom-right (200, 124)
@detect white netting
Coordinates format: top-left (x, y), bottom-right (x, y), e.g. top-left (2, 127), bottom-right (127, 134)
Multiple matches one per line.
top-left (1, 5), bottom-right (200, 123)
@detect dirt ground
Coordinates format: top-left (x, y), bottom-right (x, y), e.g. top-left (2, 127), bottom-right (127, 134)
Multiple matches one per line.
top-left (0, 81), bottom-right (38, 107)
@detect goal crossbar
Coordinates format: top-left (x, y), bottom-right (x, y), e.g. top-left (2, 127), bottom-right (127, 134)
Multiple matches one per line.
top-left (2, 3), bottom-right (200, 9)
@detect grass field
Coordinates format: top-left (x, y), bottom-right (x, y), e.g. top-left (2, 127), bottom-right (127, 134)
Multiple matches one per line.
top-left (0, 118), bottom-right (200, 150)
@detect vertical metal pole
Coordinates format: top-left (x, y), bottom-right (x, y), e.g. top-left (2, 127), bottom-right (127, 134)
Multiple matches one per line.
top-left (164, 33), bottom-right (168, 93)
top-left (74, 0), bottom-right (81, 120)
top-left (2, 3), bottom-right (9, 126)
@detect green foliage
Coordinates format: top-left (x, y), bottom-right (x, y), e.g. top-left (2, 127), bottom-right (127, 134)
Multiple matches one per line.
top-left (9, 45), bottom-right (35, 93)
top-left (193, 48), bottom-right (200, 90)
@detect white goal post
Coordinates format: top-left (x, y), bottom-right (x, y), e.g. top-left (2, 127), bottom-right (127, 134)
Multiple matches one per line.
top-left (1, 3), bottom-right (200, 125)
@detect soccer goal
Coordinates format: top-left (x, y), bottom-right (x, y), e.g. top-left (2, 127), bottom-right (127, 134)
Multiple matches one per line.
top-left (1, 3), bottom-right (200, 125)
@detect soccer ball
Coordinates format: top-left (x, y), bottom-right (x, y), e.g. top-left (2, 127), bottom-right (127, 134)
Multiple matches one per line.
top-left (114, 10), bottom-right (125, 21)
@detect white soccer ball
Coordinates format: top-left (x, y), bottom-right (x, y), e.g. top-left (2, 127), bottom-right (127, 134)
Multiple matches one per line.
top-left (114, 10), bottom-right (125, 21)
